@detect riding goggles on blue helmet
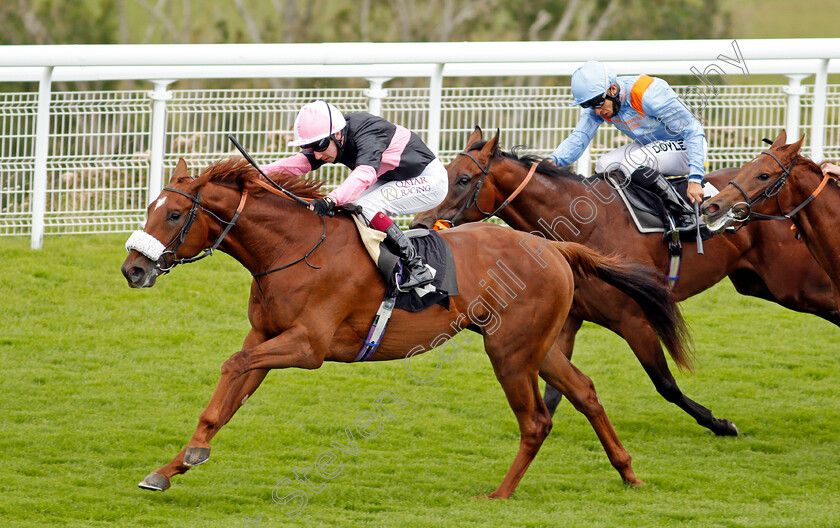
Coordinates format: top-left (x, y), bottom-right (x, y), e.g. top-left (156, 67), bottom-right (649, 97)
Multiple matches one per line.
top-left (580, 94), bottom-right (607, 109)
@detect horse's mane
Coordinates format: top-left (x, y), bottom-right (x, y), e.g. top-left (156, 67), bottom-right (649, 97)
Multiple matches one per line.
top-left (794, 154), bottom-right (823, 176)
top-left (466, 140), bottom-right (586, 182)
top-left (195, 157), bottom-right (325, 199)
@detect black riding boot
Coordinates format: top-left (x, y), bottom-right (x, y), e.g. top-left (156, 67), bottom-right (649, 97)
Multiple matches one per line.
top-left (630, 167), bottom-right (697, 230)
top-left (383, 224), bottom-right (434, 291)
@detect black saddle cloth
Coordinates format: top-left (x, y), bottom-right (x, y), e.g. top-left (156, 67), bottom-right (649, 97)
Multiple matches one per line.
top-left (374, 229), bottom-right (459, 312)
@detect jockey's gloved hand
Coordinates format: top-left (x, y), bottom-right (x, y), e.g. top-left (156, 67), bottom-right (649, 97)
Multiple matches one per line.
top-left (309, 196), bottom-right (336, 217)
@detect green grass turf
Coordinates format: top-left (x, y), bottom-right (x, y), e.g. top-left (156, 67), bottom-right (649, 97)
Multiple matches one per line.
top-left (1, 234), bottom-right (838, 527)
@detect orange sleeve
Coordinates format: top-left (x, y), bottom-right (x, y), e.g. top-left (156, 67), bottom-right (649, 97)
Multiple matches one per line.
top-left (630, 75), bottom-right (655, 116)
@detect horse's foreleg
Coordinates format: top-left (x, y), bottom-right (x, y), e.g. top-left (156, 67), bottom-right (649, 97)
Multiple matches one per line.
top-left (543, 315), bottom-right (582, 417)
top-left (138, 368), bottom-right (269, 491)
top-left (183, 367), bottom-right (270, 464)
top-left (139, 329), bottom-right (279, 491)
top-left (184, 326), bottom-right (319, 460)
top-left (621, 323), bottom-right (738, 436)
top-left (539, 344), bottom-right (643, 487)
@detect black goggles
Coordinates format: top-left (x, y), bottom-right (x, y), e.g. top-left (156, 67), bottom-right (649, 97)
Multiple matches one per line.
top-left (580, 93), bottom-right (607, 109)
top-left (302, 136), bottom-right (332, 152)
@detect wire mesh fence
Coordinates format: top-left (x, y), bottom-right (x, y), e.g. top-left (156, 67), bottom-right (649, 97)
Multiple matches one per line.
top-left (1, 82), bottom-right (837, 236)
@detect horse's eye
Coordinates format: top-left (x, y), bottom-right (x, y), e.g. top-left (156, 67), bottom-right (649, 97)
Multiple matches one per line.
top-left (757, 173), bottom-right (770, 181)
top-left (167, 211), bottom-right (182, 221)
top-left (457, 175), bottom-right (471, 186)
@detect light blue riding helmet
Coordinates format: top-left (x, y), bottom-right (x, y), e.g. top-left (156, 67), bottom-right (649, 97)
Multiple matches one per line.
top-left (569, 61), bottom-right (618, 106)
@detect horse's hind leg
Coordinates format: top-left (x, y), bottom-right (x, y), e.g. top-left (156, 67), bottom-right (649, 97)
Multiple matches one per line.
top-left (539, 344), bottom-right (644, 486)
top-left (543, 315), bottom-right (582, 416)
top-left (620, 323), bottom-right (737, 436)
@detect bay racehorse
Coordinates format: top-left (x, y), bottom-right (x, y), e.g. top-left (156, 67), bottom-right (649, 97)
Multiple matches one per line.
top-left (121, 157), bottom-right (690, 497)
top-left (701, 131), bottom-right (840, 310)
top-left (411, 127), bottom-right (838, 436)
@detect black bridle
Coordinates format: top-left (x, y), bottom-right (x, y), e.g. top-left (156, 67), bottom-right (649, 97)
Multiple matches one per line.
top-left (155, 187), bottom-right (245, 273)
top-left (155, 186), bottom-right (325, 277)
top-left (725, 151), bottom-right (812, 223)
top-left (447, 150), bottom-right (495, 226)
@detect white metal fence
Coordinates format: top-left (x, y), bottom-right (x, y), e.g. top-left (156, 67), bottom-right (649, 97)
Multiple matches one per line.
top-left (1, 40), bottom-right (839, 245)
top-left (2, 83), bottom-right (839, 238)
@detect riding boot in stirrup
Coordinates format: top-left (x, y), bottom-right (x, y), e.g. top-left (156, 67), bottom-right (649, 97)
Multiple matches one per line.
top-left (383, 224), bottom-right (434, 291)
top-left (630, 167), bottom-right (697, 230)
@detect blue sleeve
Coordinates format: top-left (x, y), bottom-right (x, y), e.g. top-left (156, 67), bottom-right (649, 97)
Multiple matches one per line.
top-left (642, 80), bottom-right (706, 182)
top-left (549, 112), bottom-right (602, 167)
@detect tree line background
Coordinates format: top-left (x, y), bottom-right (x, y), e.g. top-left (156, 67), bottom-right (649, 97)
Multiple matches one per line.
top-left (2, 0), bottom-right (731, 46)
top-left (0, 0), bottom-right (835, 89)
top-left (1, 0), bottom-right (735, 90)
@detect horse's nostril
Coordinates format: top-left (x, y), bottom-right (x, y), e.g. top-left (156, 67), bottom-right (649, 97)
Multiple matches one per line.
top-left (124, 266), bottom-right (144, 282)
top-left (705, 203), bottom-right (720, 214)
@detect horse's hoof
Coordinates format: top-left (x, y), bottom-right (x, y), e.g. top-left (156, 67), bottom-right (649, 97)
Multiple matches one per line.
top-left (474, 491), bottom-right (508, 499)
top-left (183, 446), bottom-right (211, 466)
top-left (714, 419), bottom-right (739, 437)
top-left (138, 472), bottom-right (170, 491)
top-left (629, 478), bottom-right (647, 487)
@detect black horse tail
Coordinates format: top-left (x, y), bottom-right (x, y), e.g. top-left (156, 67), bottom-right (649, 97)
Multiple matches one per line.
top-left (551, 241), bottom-right (694, 371)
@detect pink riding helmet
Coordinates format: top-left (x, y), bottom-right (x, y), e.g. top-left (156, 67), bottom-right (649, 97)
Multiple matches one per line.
top-left (288, 100), bottom-right (347, 147)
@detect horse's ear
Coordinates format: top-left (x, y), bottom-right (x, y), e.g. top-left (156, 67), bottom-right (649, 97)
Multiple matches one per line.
top-left (770, 130), bottom-right (787, 149)
top-left (169, 158), bottom-right (190, 184)
top-left (482, 129), bottom-right (500, 157)
top-left (781, 134), bottom-right (806, 159)
top-left (466, 126), bottom-right (483, 149)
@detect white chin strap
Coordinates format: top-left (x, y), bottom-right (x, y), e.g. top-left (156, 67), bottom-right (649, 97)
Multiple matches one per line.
top-left (125, 230), bottom-right (166, 261)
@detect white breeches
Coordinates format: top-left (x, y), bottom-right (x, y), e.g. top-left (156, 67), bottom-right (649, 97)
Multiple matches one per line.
top-left (354, 158), bottom-right (449, 222)
top-left (594, 138), bottom-right (708, 178)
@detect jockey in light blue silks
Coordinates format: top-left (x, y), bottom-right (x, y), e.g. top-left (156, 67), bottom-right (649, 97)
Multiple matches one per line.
top-left (549, 61), bottom-right (708, 230)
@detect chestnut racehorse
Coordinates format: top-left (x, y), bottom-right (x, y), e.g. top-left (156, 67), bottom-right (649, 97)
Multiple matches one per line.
top-left (121, 158), bottom-right (690, 497)
top-left (702, 131), bottom-right (840, 310)
top-left (412, 127), bottom-right (838, 436)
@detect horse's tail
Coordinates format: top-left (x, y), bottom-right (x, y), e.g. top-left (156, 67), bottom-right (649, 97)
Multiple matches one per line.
top-left (552, 241), bottom-right (693, 371)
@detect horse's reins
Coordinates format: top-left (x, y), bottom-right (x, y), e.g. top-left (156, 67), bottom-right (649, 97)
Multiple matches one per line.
top-left (447, 151), bottom-right (537, 226)
top-left (726, 151), bottom-right (835, 223)
top-left (153, 133), bottom-right (332, 276)
top-left (250, 177), bottom-right (327, 277)
top-left (155, 182), bottom-right (327, 277)
top-left (229, 133), bottom-right (328, 276)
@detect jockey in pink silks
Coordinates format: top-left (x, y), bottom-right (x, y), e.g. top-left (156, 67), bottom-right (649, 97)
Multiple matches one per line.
top-left (262, 100), bottom-right (448, 291)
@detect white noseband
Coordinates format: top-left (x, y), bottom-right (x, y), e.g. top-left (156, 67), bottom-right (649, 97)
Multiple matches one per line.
top-left (125, 230), bottom-right (166, 261)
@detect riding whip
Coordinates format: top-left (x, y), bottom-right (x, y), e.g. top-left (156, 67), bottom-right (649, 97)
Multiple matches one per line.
top-left (227, 134), bottom-right (312, 208)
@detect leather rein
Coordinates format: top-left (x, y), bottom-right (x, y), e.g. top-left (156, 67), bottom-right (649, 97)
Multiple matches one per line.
top-left (726, 151), bottom-right (835, 223)
top-left (156, 177), bottom-right (326, 277)
top-left (446, 151), bottom-right (538, 226)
